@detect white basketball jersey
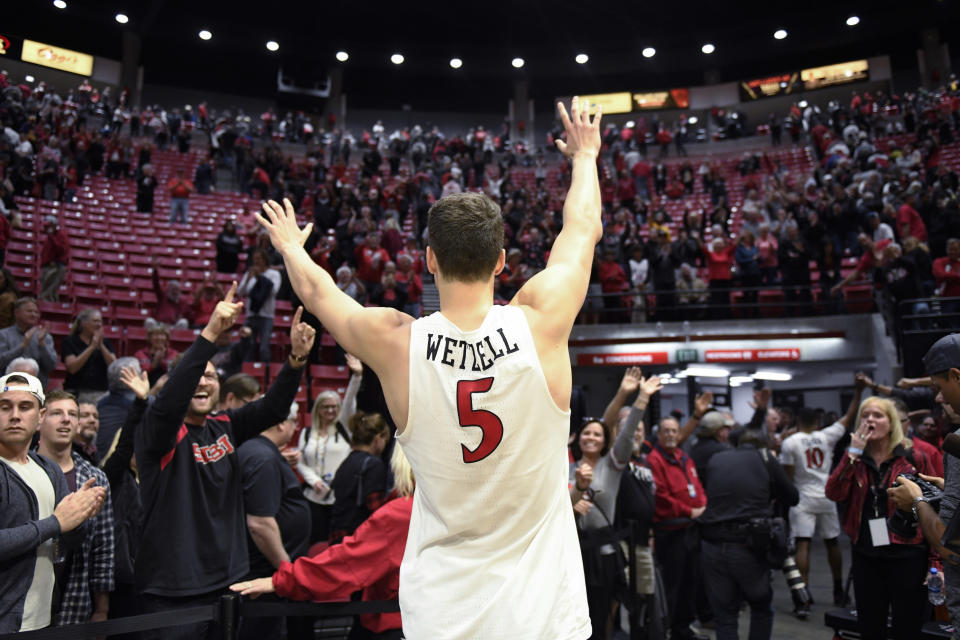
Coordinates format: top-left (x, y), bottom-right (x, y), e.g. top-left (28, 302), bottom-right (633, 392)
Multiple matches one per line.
top-left (398, 305), bottom-right (590, 640)
top-left (780, 422), bottom-right (846, 500)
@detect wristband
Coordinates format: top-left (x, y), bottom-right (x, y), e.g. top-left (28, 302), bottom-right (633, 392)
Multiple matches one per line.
top-left (289, 353), bottom-right (308, 363)
top-left (575, 483), bottom-right (589, 492)
top-left (847, 446), bottom-right (864, 456)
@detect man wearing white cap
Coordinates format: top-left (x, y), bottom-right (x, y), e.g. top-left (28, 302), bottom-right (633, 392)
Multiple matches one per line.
top-left (0, 372), bottom-right (106, 632)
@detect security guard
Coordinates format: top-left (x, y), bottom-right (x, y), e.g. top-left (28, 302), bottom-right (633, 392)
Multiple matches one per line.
top-left (697, 429), bottom-right (799, 640)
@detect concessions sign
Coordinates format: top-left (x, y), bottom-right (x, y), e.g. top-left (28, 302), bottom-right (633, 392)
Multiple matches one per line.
top-left (577, 352), bottom-right (669, 366)
top-left (738, 72), bottom-right (801, 101)
top-left (801, 59), bottom-right (869, 91)
top-left (21, 39), bottom-right (93, 76)
top-left (704, 348), bottom-right (801, 363)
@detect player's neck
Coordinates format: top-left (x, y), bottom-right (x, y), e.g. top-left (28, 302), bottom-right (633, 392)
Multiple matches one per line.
top-left (437, 279), bottom-right (494, 332)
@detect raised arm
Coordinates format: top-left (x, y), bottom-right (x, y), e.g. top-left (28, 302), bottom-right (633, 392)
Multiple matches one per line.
top-left (840, 372), bottom-right (868, 430)
top-left (601, 367), bottom-right (642, 436)
top-left (511, 97), bottom-right (603, 342)
top-left (610, 375), bottom-right (661, 467)
top-left (338, 353), bottom-right (363, 429)
top-left (678, 392), bottom-right (713, 445)
top-left (256, 199), bottom-right (410, 374)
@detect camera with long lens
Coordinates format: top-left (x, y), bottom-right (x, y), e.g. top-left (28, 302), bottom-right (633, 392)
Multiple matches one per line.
top-left (888, 473), bottom-right (943, 538)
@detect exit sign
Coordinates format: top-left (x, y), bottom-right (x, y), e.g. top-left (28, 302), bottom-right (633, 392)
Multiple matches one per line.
top-left (676, 348), bottom-right (699, 363)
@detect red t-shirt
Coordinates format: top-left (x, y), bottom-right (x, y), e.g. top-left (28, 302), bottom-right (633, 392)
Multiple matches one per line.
top-left (597, 260), bottom-right (629, 293)
top-left (933, 256), bottom-right (960, 297)
top-left (167, 178), bottom-right (194, 198)
top-left (703, 243), bottom-right (735, 281)
top-left (355, 246), bottom-right (391, 283)
top-left (896, 204), bottom-right (927, 241)
top-left (857, 238), bottom-right (892, 272)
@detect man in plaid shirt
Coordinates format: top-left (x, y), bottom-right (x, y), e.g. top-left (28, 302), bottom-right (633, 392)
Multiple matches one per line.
top-left (36, 389), bottom-right (115, 625)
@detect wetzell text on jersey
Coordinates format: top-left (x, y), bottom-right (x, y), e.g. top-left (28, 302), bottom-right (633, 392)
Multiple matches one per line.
top-left (425, 329), bottom-right (520, 371)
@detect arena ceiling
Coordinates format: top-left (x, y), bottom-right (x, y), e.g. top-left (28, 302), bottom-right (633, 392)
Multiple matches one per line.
top-left (7, 0), bottom-right (958, 111)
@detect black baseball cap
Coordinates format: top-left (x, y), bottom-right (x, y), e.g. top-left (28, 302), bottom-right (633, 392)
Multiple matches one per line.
top-left (923, 333), bottom-right (960, 375)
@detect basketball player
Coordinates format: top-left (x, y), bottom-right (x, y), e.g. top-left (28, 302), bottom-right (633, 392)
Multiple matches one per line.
top-left (254, 97), bottom-right (601, 639)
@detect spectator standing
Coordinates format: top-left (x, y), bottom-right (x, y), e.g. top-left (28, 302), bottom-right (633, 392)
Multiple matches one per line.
top-left (216, 220), bottom-right (244, 273)
top-left (897, 193), bottom-right (927, 242)
top-left (95, 358), bottom-right (139, 462)
top-left (0, 268), bottom-right (19, 328)
top-left (134, 325), bottom-right (179, 386)
top-left (701, 236), bottom-right (736, 318)
top-left (329, 412), bottom-right (390, 544)
top-left (39, 216), bottom-right (69, 302)
top-left (395, 254), bottom-right (423, 319)
top-left (698, 429), bottom-right (799, 640)
top-left (237, 249), bottom-right (281, 362)
top-left (934, 238), bottom-right (960, 300)
top-left (778, 225), bottom-right (813, 315)
top-left (231, 444), bottom-right (416, 640)
top-left (676, 263), bottom-right (708, 310)
top-left (0, 298), bottom-right (58, 387)
top-left (825, 397), bottom-right (935, 639)
top-left (135, 164), bottom-right (157, 213)
top-left (134, 291), bottom-right (312, 640)
top-left (167, 168), bottom-right (195, 224)
top-left (238, 402), bottom-right (311, 640)
top-left (191, 281), bottom-right (225, 328)
top-left (648, 230), bottom-right (679, 321)
top-left (355, 231), bottom-right (391, 290)
top-left (73, 397), bottom-right (99, 463)
top-left (35, 390), bottom-right (115, 627)
top-left (648, 417), bottom-right (708, 640)
top-left (597, 248), bottom-right (629, 323)
top-left (297, 354), bottom-right (362, 543)
top-left (148, 267), bottom-right (192, 329)
top-left (61, 309), bottom-right (116, 395)
top-left (0, 372), bottom-right (105, 633)
top-left (736, 231), bottom-right (761, 317)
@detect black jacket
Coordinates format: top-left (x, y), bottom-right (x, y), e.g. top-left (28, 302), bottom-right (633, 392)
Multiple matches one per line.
top-left (698, 444), bottom-right (798, 527)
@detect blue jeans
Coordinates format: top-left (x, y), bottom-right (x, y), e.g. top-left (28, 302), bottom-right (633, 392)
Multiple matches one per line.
top-left (170, 197), bottom-right (190, 223)
top-left (701, 540), bottom-right (773, 640)
top-left (246, 315), bottom-right (274, 362)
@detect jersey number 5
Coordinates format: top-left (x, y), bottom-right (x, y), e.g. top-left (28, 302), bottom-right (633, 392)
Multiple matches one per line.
top-left (457, 378), bottom-right (504, 463)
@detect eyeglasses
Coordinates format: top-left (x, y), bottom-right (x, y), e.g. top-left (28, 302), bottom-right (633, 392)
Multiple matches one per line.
top-left (200, 372), bottom-right (219, 382)
top-left (580, 416), bottom-right (604, 426)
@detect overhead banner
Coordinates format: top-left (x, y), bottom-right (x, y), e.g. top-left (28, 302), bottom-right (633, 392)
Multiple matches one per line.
top-left (21, 38), bottom-right (93, 76)
top-left (633, 89), bottom-right (690, 110)
top-left (704, 348), bottom-right (801, 363)
top-left (738, 72), bottom-right (801, 101)
top-left (580, 92), bottom-right (633, 115)
top-left (801, 59), bottom-right (869, 90)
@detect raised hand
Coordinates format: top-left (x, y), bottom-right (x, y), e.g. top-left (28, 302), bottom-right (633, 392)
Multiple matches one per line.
top-left (257, 198), bottom-right (313, 255)
top-left (639, 375), bottom-right (664, 398)
top-left (695, 391), bottom-right (714, 416)
top-left (120, 365), bottom-right (150, 400)
top-left (345, 353), bottom-right (363, 376)
top-left (201, 282), bottom-right (243, 343)
top-left (290, 306), bottom-right (316, 360)
top-left (53, 477), bottom-right (106, 533)
top-left (555, 96), bottom-right (602, 160)
top-left (619, 367), bottom-right (643, 394)
top-left (855, 372), bottom-right (870, 391)
top-left (229, 577), bottom-right (275, 599)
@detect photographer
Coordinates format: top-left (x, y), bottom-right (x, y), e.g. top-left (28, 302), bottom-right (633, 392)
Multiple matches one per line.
top-left (826, 397), bottom-right (937, 640)
top-left (889, 333), bottom-right (960, 633)
top-left (698, 429), bottom-right (798, 640)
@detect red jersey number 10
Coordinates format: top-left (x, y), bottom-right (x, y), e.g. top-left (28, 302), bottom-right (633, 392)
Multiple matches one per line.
top-left (457, 378), bottom-right (504, 463)
top-left (804, 446), bottom-right (825, 469)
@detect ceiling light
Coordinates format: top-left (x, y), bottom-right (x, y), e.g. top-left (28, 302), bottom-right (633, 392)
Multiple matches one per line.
top-left (773, 29), bottom-right (787, 40)
top-left (53, 0), bottom-right (67, 8)
top-left (753, 370), bottom-right (793, 381)
top-left (688, 116), bottom-right (698, 124)
top-left (511, 57), bottom-right (525, 68)
top-left (625, 120), bottom-right (636, 128)
top-left (390, 53), bottom-right (404, 65)
top-left (846, 15), bottom-right (860, 26)
top-left (683, 366), bottom-right (730, 378)
top-left (575, 53), bottom-right (589, 64)
top-left (701, 43), bottom-right (715, 54)
top-left (730, 375), bottom-right (754, 385)
top-left (115, 12), bottom-right (129, 24)
top-left (449, 57), bottom-right (462, 69)
top-left (266, 40), bottom-right (279, 51)
top-left (798, 100), bottom-right (808, 108)
top-left (642, 47), bottom-right (656, 58)
top-left (198, 29), bottom-right (212, 41)
top-left (336, 51), bottom-right (349, 62)
top-left (25, 75), bottom-right (35, 83)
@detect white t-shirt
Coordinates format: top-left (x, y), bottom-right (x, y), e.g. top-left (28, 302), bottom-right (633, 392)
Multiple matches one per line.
top-left (780, 422), bottom-right (846, 501)
top-left (398, 305), bottom-right (590, 640)
top-left (0, 456), bottom-right (56, 631)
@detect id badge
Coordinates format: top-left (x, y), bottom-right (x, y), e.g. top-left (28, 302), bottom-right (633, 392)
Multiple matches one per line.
top-left (868, 518), bottom-right (891, 547)
top-left (687, 483), bottom-right (697, 499)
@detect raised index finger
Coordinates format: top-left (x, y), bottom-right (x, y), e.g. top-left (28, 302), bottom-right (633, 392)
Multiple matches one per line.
top-left (224, 281), bottom-right (238, 304)
top-left (292, 305), bottom-right (303, 326)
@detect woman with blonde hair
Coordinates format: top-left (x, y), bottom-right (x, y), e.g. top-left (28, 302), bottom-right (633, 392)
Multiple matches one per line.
top-left (231, 444), bottom-right (415, 640)
top-left (825, 396), bottom-right (936, 639)
top-left (296, 353), bottom-right (362, 542)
